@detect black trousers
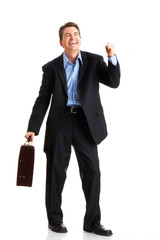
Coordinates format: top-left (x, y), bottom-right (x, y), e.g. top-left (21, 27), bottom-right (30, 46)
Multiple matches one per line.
top-left (45, 108), bottom-right (101, 230)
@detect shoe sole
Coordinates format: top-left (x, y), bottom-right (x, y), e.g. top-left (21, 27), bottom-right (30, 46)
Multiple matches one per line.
top-left (84, 229), bottom-right (113, 237)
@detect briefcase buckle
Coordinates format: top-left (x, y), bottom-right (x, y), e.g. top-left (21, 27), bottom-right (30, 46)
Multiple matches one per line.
top-left (24, 141), bottom-right (32, 146)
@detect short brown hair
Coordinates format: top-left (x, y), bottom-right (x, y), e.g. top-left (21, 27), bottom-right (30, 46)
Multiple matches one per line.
top-left (59, 22), bottom-right (81, 41)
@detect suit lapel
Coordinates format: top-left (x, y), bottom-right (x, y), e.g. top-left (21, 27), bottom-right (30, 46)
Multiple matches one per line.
top-left (55, 54), bottom-right (68, 96)
top-left (78, 51), bottom-right (89, 87)
top-left (55, 51), bottom-right (88, 94)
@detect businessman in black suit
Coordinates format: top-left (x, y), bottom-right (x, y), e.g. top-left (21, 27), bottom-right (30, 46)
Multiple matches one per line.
top-left (25, 22), bottom-right (120, 236)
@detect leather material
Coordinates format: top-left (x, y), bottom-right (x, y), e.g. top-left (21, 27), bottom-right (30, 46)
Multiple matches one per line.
top-left (16, 144), bottom-right (35, 187)
top-left (48, 223), bottom-right (67, 233)
top-left (84, 223), bottom-right (113, 236)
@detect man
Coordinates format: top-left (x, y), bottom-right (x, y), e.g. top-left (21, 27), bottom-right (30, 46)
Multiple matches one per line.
top-left (25, 22), bottom-right (120, 236)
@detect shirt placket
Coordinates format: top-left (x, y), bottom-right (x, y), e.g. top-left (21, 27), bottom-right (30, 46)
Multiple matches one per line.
top-left (73, 62), bottom-right (79, 105)
top-left (72, 66), bottom-right (76, 105)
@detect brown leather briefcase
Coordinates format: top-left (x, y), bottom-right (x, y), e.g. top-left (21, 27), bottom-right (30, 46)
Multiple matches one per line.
top-left (16, 138), bottom-right (35, 187)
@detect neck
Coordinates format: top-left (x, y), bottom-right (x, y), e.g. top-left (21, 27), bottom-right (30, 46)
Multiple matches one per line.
top-left (65, 50), bottom-right (79, 64)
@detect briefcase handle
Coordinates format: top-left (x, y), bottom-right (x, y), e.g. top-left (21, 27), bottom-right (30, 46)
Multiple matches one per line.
top-left (27, 136), bottom-right (32, 142)
top-left (24, 136), bottom-right (32, 146)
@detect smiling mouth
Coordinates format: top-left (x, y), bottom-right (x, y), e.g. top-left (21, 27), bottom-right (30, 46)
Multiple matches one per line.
top-left (69, 42), bottom-right (77, 45)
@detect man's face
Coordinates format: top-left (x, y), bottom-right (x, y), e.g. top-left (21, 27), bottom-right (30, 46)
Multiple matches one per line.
top-left (60, 26), bottom-right (81, 53)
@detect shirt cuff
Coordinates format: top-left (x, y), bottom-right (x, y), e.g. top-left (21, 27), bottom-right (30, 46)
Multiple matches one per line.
top-left (108, 55), bottom-right (118, 66)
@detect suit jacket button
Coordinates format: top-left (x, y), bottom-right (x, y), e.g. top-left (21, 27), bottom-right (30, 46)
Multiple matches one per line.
top-left (56, 123), bottom-right (59, 127)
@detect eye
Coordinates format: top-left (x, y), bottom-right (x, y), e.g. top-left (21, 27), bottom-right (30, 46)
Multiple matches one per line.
top-left (65, 33), bottom-right (70, 38)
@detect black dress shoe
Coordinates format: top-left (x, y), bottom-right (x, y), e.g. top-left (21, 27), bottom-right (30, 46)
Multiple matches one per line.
top-left (84, 223), bottom-right (113, 237)
top-left (48, 223), bottom-right (67, 233)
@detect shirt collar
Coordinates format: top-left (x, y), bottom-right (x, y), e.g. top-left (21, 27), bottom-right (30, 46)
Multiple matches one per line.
top-left (63, 51), bottom-right (83, 69)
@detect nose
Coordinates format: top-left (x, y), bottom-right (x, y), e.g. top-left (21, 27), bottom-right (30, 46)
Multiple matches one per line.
top-left (70, 34), bottom-right (74, 40)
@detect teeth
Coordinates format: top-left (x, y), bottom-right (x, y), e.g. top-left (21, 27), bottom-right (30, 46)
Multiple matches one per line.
top-left (70, 42), bottom-right (76, 45)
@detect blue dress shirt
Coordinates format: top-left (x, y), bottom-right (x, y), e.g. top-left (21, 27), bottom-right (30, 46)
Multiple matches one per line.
top-left (63, 51), bottom-right (117, 107)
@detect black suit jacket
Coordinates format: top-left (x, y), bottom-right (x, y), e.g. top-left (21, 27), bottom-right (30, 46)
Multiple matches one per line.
top-left (27, 51), bottom-right (120, 152)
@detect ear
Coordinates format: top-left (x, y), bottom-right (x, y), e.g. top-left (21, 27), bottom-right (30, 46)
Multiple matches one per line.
top-left (59, 40), bottom-right (63, 48)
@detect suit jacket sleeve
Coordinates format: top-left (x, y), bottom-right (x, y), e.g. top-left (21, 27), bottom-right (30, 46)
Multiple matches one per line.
top-left (27, 68), bottom-right (52, 135)
top-left (98, 56), bottom-right (120, 88)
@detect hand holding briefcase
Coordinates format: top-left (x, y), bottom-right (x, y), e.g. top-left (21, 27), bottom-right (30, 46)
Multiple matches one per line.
top-left (16, 137), bottom-right (35, 187)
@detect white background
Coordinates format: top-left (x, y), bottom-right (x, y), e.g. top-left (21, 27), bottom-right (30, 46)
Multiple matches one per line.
top-left (1, 0), bottom-right (160, 239)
